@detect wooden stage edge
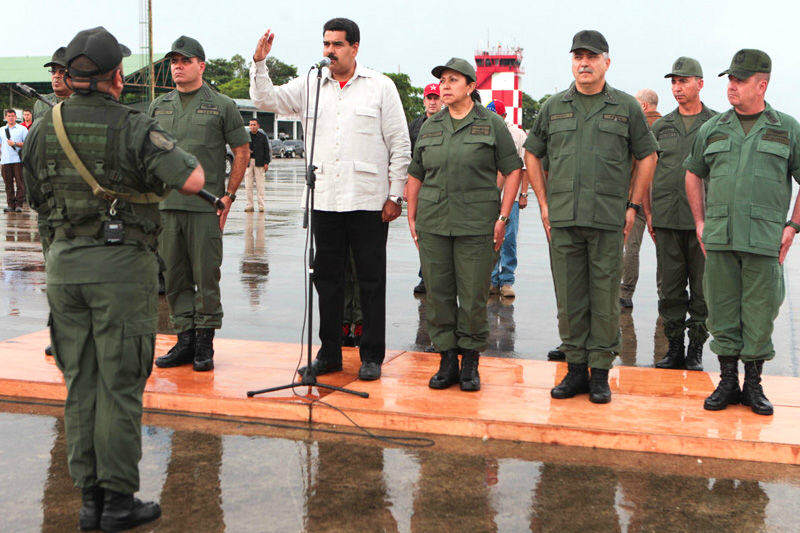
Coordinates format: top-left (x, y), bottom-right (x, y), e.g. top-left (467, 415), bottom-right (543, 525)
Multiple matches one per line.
top-left (2, 330), bottom-right (800, 466)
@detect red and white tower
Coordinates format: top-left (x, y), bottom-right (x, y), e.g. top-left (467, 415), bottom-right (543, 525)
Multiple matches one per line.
top-left (474, 45), bottom-right (524, 127)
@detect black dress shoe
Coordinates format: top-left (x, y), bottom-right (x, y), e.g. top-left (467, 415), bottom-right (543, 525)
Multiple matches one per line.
top-left (704, 356), bottom-right (741, 411)
top-left (193, 328), bottom-right (215, 371)
top-left (741, 360), bottom-right (773, 416)
top-left (298, 356), bottom-right (343, 377)
top-left (100, 490), bottom-right (161, 532)
top-left (684, 341), bottom-right (704, 371)
top-left (45, 344), bottom-right (53, 356)
top-left (460, 350), bottom-right (481, 391)
top-left (551, 362), bottom-right (589, 399)
top-left (656, 337), bottom-right (685, 369)
top-left (429, 349), bottom-right (459, 389)
top-left (79, 486), bottom-right (103, 531)
top-left (547, 347), bottom-right (566, 361)
top-left (358, 361), bottom-right (381, 381)
top-left (155, 329), bottom-right (195, 368)
top-left (589, 368), bottom-right (612, 404)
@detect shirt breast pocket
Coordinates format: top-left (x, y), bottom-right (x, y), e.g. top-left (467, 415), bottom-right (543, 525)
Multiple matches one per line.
top-left (597, 119), bottom-right (630, 160)
top-left (462, 135), bottom-right (496, 171)
top-left (418, 135), bottom-right (445, 171)
top-left (548, 117), bottom-right (577, 154)
top-left (153, 109), bottom-right (174, 131)
top-left (190, 112), bottom-right (220, 145)
top-left (755, 139), bottom-right (790, 181)
top-left (355, 106), bottom-right (380, 134)
top-left (703, 138), bottom-right (732, 178)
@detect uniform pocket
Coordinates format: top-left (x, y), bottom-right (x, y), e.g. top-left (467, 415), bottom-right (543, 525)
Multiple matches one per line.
top-left (547, 178), bottom-right (574, 222)
top-left (597, 119), bottom-right (629, 158)
top-left (749, 204), bottom-right (784, 251)
top-left (418, 186), bottom-right (442, 203)
top-left (418, 135), bottom-right (445, 170)
top-left (755, 139), bottom-right (790, 181)
top-left (703, 138), bottom-right (731, 178)
top-left (122, 317), bottom-right (157, 379)
top-left (703, 204), bottom-right (729, 245)
top-left (355, 106), bottom-right (380, 134)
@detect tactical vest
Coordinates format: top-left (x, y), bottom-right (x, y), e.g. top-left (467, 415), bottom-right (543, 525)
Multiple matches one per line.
top-left (37, 102), bottom-right (163, 249)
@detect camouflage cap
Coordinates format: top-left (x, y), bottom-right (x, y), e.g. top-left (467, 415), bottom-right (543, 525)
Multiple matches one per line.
top-left (431, 57), bottom-right (477, 83)
top-left (165, 36), bottom-right (205, 61)
top-left (665, 56), bottom-right (703, 78)
top-left (570, 30), bottom-right (609, 55)
top-left (64, 27), bottom-right (131, 76)
top-left (718, 49), bottom-right (771, 79)
top-left (43, 47), bottom-right (67, 68)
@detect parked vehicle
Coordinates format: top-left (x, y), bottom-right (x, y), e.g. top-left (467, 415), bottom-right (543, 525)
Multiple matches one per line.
top-left (283, 140), bottom-right (305, 158)
top-left (225, 144), bottom-right (233, 176)
top-left (269, 139), bottom-right (285, 158)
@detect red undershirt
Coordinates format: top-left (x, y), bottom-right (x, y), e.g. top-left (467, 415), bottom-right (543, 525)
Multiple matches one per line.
top-left (339, 80), bottom-right (347, 89)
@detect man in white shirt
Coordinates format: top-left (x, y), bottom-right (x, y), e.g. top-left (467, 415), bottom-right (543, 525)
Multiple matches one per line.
top-left (250, 18), bottom-right (411, 380)
top-left (1, 109), bottom-right (28, 212)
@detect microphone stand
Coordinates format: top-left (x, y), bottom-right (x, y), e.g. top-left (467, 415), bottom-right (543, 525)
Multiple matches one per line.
top-left (248, 64), bottom-right (368, 400)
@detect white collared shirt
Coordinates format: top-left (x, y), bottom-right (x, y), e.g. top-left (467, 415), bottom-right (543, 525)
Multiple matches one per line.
top-left (0, 123), bottom-right (27, 165)
top-left (249, 59), bottom-right (410, 212)
top-left (506, 119), bottom-right (527, 200)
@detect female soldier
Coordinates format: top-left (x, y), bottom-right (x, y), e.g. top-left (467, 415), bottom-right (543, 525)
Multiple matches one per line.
top-left (406, 58), bottom-right (522, 391)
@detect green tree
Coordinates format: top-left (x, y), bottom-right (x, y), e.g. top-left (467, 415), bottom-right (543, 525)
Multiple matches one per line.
top-left (206, 55), bottom-right (297, 99)
top-left (521, 92), bottom-right (551, 130)
top-left (383, 72), bottom-right (423, 123)
top-left (265, 57), bottom-right (297, 86)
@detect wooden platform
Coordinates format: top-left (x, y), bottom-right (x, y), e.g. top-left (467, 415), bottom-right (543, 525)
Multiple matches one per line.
top-left (2, 330), bottom-right (800, 465)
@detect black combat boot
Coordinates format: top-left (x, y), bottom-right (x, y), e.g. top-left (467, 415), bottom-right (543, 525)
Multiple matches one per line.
top-left (550, 362), bottom-right (590, 399)
top-left (193, 329), bottom-right (215, 371)
top-left (589, 368), bottom-right (612, 404)
top-left (684, 340), bottom-right (704, 371)
top-left (547, 346), bottom-right (566, 361)
top-left (704, 356), bottom-right (741, 411)
top-left (655, 337), bottom-right (685, 369)
top-left (428, 349), bottom-right (460, 389)
top-left (45, 344), bottom-right (53, 356)
top-left (79, 486), bottom-right (103, 531)
top-left (741, 361), bottom-right (774, 416)
top-left (155, 329), bottom-right (195, 368)
top-left (460, 350), bottom-right (481, 391)
top-left (99, 489), bottom-right (161, 532)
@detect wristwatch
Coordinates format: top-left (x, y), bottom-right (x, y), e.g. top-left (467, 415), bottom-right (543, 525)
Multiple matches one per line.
top-left (223, 191), bottom-right (236, 202)
top-left (498, 214), bottom-right (509, 223)
top-left (389, 195), bottom-right (403, 206)
top-left (626, 201), bottom-right (642, 214)
top-left (520, 193), bottom-right (529, 198)
top-left (785, 221), bottom-right (800, 233)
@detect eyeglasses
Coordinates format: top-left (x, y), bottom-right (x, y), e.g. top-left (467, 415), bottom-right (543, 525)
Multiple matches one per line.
top-left (49, 69), bottom-right (66, 76)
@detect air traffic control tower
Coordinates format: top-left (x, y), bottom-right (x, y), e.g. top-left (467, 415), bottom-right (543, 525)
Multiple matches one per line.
top-left (475, 46), bottom-right (524, 127)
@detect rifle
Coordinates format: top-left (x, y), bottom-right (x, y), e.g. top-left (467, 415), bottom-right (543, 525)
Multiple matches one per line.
top-left (15, 83), bottom-right (225, 210)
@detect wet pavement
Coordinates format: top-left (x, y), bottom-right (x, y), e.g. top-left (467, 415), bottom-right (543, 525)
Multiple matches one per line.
top-left (3, 160), bottom-right (800, 531)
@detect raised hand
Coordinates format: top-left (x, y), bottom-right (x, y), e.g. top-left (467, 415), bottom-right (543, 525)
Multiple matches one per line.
top-left (253, 30), bottom-right (275, 63)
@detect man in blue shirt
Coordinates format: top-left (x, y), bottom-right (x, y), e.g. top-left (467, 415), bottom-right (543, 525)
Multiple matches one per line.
top-left (1, 109), bottom-right (28, 212)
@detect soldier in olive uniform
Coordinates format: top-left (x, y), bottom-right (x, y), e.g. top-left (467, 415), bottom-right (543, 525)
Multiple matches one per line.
top-left (33, 47), bottom-right (73, 121)
top-left (22, 27), bottom-right (205, 531)
top-left (648, 57), bottom-right (717, 371)
top-left (407, 58), bottom-right (522, 391)
top-left (524, 31), bottom-right (658, 403)
top-left (686, 49), bottom-right (800, 416)
top-left (150, 36), bottom-right (250, 372)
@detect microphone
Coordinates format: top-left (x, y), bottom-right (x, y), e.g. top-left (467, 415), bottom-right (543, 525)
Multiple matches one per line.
top-left (313, 57), bottom-right (331, 69)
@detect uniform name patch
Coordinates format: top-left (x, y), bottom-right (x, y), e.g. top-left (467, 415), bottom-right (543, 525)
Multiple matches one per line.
top-left (707, 134), bottom-right (729, 145)
top-left (420, 130), bottom-right (443, 139)
top-left (196, 109), bottom-right (220, 115)
top-left (602, 114), bottom-right (629, 124)
top-left (762, 128), bottom-right (789, 145)
top-left (550, 112), bottom-right (575, 121)
top-left (154, 109), bottom-right (173, 115)
top-left (470, 125), bottom-right (491, 135)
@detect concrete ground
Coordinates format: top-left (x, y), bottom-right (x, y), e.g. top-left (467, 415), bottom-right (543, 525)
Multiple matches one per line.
top-left (2, 159), bottom-right (800, 531)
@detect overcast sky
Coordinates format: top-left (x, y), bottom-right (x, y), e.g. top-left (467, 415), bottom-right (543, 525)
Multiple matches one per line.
top-left (6, 0), bottom-right (798, 116)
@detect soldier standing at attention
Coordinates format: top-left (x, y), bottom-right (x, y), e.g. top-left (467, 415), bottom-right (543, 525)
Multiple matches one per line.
top-left (33, 47), bottom-right (73, 121)
top-left (22, 27), bottom-right (205, 531)
top-left (406, 58), bottom-right (522, 391)
top-left (648, 57), bottom-right (716, 371)
top-left (524, 30), bottom-right (658, 404)
top-left (686, 49), bottom-right (800, 416)
top-left (151, 36), bottom-right (250, 372)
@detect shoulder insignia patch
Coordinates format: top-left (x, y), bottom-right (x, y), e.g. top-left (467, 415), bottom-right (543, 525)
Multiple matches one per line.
top-left (762, 128), bottom-right (789, 145)
top-left (149, 130), bottom-right (175, 151)
top-left (602, 114), bottom-right (629, 124)
top-left (420, 130), bottom-right (443, 139)
top-left (470, 125), bottom-right (491, 135)
top-left (550, 112), bottom-right (575, 121)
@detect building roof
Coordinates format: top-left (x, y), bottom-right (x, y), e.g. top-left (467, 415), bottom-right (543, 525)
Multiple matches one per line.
top-left (0, 53), bottom-right (166, 83)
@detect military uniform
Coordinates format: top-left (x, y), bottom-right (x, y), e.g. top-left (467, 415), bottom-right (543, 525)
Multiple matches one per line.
top-left (686, 49), bottom-right (800, 416)
top-left (651, 57), bottom-right (717, 370)
top-left (408, 58), bottom-right (522, 391)
top-left (525, 81), bottom-right (657, 370)
top-left (21, 27), bottom-right (200, 530)
top-left (148, 37), bottom-right (248, 366)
